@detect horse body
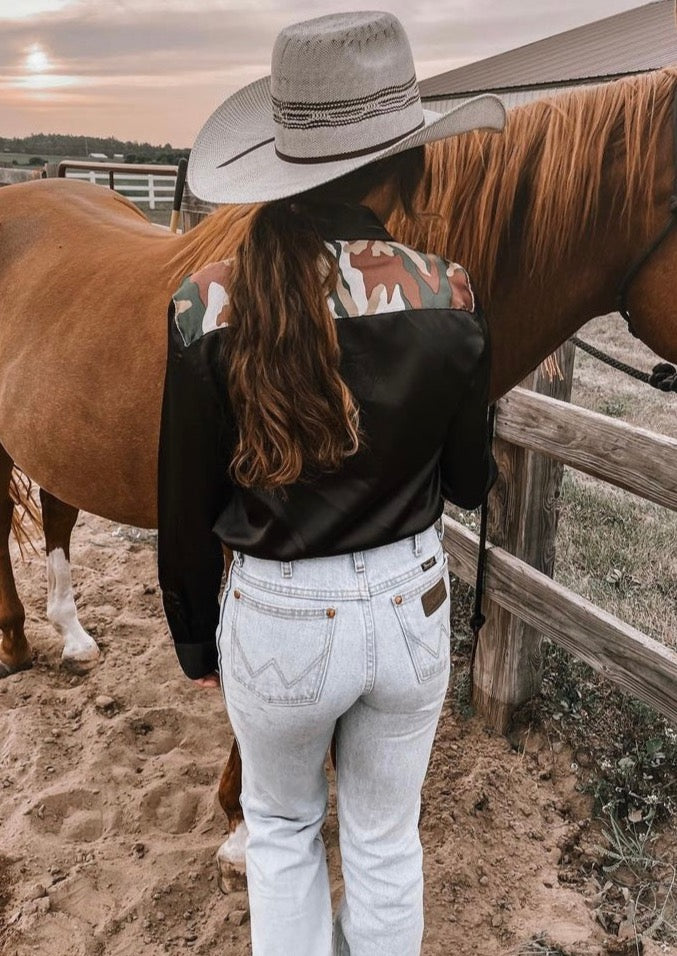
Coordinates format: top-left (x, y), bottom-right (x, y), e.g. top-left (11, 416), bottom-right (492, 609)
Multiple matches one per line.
top-left (1, 69), bottom-right (676, 870)
top-left (0, 179), bottom-right (175, 526)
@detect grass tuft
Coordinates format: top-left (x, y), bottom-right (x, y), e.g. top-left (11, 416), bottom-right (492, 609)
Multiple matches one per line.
top-left (555, 473), bottom-right (677, 648)
top-left (512, 935), bottom-right (574, 955)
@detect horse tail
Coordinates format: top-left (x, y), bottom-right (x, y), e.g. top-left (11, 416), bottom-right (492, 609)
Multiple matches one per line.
top-left (9, 467), bottom-right (41, 556)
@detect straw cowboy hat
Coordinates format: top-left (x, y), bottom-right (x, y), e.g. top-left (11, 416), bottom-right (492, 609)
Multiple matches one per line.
top-left (188, 10), bottom-right (506, 204)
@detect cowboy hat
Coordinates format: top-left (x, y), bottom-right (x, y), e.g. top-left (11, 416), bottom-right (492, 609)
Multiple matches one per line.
top-left (187, 10), bottom-right (506, 204)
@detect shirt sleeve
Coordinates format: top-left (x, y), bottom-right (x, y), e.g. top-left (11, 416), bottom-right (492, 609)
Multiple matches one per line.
top-left (157, 303), bottom-right (231, 679)
top-left (439, 314), bottom-right (498, 510)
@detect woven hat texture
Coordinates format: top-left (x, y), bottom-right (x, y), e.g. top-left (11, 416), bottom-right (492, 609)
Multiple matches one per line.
top-left (188, 11), bottom-right (505, 204)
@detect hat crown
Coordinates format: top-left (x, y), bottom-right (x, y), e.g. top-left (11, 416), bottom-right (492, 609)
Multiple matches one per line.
top-left (270, 11), bottom-right (423, 162)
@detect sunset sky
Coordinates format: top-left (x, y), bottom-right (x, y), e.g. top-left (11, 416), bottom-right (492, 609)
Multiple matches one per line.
top-left (0, 0), bottom-right (657, 146)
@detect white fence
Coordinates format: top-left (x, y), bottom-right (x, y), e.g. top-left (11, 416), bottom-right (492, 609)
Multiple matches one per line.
top-left (62, 169), bottom-right (176, 209)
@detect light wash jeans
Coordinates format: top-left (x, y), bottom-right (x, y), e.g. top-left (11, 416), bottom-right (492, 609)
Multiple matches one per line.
top-left (216, 521), bottom-right (451, 956)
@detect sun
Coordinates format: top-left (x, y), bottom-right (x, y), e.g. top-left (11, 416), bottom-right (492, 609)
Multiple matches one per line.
top-left (24, 43), bottom-right (51, 73)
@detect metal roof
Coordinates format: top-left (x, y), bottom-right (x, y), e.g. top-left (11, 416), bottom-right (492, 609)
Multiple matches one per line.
top-left (419, 1), bottom-right (677, 100)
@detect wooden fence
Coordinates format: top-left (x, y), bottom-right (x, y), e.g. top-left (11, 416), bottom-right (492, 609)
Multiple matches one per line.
top-left (447, 340), bottom-right (677, 732)
top-left (49, 160), bottom-right (179, 209)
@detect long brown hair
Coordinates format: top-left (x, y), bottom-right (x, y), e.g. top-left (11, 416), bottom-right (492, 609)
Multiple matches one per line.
top-left (226, 146), bottom-right (425, 491)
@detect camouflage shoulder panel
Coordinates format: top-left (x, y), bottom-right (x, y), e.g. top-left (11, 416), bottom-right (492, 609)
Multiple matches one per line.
top-left (172, 259), bottom-right (233, 347)
top-left (326, 239), bottom-right (475, 318)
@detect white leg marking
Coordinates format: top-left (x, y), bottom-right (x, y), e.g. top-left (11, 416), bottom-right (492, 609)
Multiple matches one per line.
top-left (217, 820), bottom-right (248, 869)
top-left (46, 548), bottom-right (100, 665)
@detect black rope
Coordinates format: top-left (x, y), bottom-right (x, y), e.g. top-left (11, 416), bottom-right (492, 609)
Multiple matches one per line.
top-left (570, 335), bottom-right (650, 382)
top-left (571, 336), bottom-right (677, 392)
top-left (469, 404), bottom-right (496, 680)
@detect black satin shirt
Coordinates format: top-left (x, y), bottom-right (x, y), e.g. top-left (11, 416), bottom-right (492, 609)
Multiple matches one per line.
top-left (157, 204), bottom-right (497, 678)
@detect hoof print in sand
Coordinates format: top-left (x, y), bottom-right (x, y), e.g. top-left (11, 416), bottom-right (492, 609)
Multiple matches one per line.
top-left (140, 782), bottom-right (203, 834)
top-left (125, 707), bottom-right (185, 756)
top-left (29, 788), bottom-right (104, 843)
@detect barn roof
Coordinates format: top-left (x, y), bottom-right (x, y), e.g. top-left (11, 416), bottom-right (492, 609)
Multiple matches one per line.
top-left (419, 1), bottom-right (677, 100)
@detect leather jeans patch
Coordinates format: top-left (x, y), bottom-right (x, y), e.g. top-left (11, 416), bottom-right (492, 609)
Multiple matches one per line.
top-left (421, 577), bottom-right (447, 617)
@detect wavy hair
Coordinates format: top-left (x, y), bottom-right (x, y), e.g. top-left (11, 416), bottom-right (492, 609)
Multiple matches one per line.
top-left (225, 147), bottom-right (425, 491)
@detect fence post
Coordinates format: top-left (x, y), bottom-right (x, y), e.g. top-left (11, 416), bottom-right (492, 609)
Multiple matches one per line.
top-left (470, 340), bottom-right (576, 732)
top-left (181, 182), bottom-right (217, 231)
top-left (148, 175), bottom-right (156, 210)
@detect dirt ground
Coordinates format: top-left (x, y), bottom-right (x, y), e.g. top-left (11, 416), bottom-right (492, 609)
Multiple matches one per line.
top-left (1, 314), bottom-right (675, 956)
top-left (1, 512), bottom-right (672, 956)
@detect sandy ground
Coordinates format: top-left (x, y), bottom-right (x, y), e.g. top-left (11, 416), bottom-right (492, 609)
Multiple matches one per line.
top-left (2, 314), bottom-right (675, 955)
top-left (2, 513), bottom-right (672, 956)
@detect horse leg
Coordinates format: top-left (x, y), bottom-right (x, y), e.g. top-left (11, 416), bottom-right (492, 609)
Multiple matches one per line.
top-left (40, 490), bottom-right (100, 671)
top-left (214, 734), bottom-right (339, 891)
top-left (0, 446), bottom-right (31, 676)
top-left (216, 740), bottom-right (247, 892)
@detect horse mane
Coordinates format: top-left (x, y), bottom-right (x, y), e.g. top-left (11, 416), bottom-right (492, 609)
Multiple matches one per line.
top-left (395, 67), bottom-right (677, 297)
top-left (169, 202), bottom-right (257, 286)
top-left (171, 68), bottom-right (677, 295)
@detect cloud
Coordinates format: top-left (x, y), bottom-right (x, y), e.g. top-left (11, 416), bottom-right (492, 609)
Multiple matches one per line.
top-left (0, 0), bottom-right (658, 143)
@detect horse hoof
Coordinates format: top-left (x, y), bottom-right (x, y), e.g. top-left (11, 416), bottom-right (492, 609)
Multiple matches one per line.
top-left (0, 658), bottom-right (32, 679)
top-left (217, 855), bottom-right (247, 895)
top-left (60, 651), bottom-right (100, 675)
top-left (216, 823), bottom-right (248, 894)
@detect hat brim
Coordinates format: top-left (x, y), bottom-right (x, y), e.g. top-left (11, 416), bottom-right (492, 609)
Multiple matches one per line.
top-left (187, 75), bottom-right (506, 205)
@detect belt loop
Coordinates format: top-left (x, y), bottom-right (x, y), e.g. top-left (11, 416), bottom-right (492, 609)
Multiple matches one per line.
top-left (413, 533), bottom-right (422, 557)
top-left (281, 561), bottom-right (293, 578)
top-left (235, 551), bottom-right (245, 567)
top-left (435, 517), bottom-right (444, 542)
top-left (352, 550), bottom-right (365, 573)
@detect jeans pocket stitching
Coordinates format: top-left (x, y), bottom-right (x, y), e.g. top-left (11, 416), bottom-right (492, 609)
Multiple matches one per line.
top-left (229, 594), bottom-right (336, 705)
top-left (392, 571), bottom-right (450, 683)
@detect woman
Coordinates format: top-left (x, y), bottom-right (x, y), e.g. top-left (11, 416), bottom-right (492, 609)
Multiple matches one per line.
top-left (158, 11), bottom-right (504, 955)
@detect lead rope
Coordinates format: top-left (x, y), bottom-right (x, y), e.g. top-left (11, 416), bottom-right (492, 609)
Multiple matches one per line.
top-left (469, 403), bottom-right (496, 685)
top-left (570, 335), bottom-right (677, 392)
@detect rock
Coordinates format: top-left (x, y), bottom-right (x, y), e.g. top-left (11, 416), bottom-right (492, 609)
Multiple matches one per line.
top-left (26, 884), bottom-right (47, 901)
top-left (95, 695), bottom-right (117, 715)
top-left (228, 909), bottom-right (250, 926)
top-left (617, 920), bottom-right (637, 941)
top-left (132, 842), bottom-right (146, 859)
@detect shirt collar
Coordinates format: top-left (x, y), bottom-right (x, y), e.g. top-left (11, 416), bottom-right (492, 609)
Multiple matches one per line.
top-left (298, 202), bottom-right (393, 241)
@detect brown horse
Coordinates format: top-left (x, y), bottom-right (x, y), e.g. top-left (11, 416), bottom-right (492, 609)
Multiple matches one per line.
top-left (1, 69), bottom-right (676, 872)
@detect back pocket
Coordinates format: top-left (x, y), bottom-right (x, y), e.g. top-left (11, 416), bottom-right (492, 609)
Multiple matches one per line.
top-left (230, 589), bottom-right (336, 705)
top-left (392, 565), bottom-right (450, 682)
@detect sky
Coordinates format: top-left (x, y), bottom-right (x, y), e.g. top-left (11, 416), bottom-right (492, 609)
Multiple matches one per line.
top-left (0, 0), bottom-right (660, 146)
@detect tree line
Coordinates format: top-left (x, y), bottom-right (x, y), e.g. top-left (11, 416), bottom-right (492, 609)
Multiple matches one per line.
top-left (1, 133), bottom-right (190, 165)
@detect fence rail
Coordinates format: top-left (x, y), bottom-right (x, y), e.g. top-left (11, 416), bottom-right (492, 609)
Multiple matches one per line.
top-left (444, 517), bottom-right (677, 725)
top-left (459, 343), bottom-right (677, 732)
top-left (496, 388), bottom-right (677, 510)
top-left (57, 160), bottom-right (178, 209)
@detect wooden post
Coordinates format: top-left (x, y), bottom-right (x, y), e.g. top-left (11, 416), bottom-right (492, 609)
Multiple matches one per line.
top-left (181, 182), bottom-right (217, 232)
top-left (470, 340), bottom-right (576, 732)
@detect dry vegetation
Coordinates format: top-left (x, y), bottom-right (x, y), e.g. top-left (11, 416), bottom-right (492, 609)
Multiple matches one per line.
top-left (511, 314), bottom-right (677, 953)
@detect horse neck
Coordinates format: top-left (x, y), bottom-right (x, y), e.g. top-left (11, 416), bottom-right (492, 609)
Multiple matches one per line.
top-left (487, 101), bottom-right (675, 399)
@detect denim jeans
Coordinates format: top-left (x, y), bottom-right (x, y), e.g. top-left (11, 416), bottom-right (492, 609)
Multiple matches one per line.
top-left (216, 521), bottom-right (451, 956)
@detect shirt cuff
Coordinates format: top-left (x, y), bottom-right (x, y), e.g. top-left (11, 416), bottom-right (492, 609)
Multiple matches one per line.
top-left (174, 640), bottom-right (219, 680)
